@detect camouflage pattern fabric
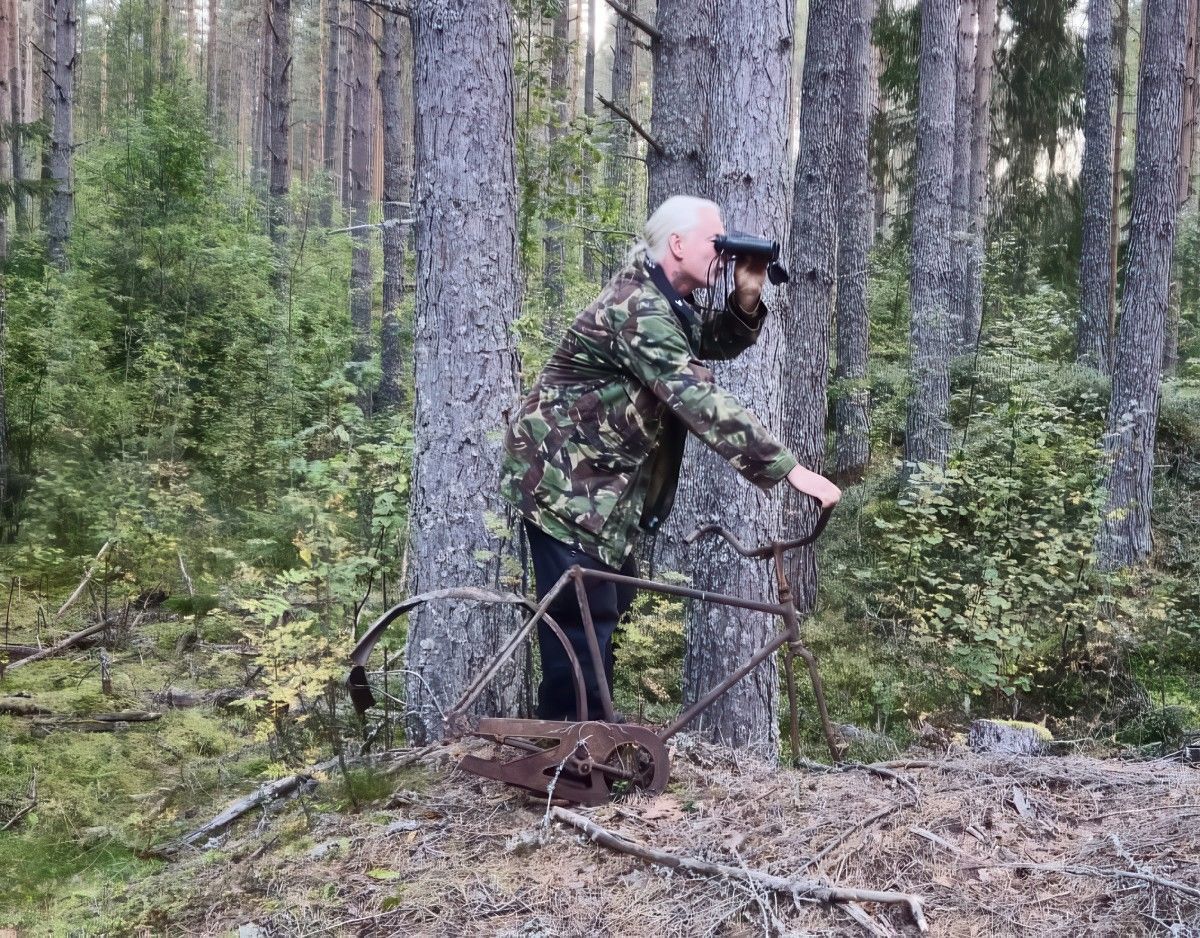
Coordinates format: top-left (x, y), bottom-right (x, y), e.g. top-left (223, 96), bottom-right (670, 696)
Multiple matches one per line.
top-left (500, 251), bottom-right (797, 568)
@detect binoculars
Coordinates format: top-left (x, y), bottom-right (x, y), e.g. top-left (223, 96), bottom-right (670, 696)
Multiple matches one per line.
top-left (713, 233), bottom-right (791, 286)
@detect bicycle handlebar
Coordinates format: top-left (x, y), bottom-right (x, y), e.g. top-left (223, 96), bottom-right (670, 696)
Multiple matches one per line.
top-left (684, 503), bottom-right (834, 559)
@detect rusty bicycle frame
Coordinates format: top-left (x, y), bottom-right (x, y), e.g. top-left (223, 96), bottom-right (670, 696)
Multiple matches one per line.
top-left (348, 505), bottom-right (841, 804)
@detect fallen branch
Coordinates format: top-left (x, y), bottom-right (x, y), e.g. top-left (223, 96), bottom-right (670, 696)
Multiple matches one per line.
top-left (911, 826), bottom-right (1200, 902)
top-left (802, 801), bottom-right (908, 871)
top-left (2, 619), bottom-right (113, 674)
top-left (175, 774), bottom-right (315, 850)
top-left (552, 806), bottom-right (928, 931)
top-left (153, 686), bottom-right (261, 709)
top-left (597, 95), bottom-right (664, 156)
top-left (603, 0), bottom-right (661, 41)
top-left (0, 644), bottom-right (43, 662)
top-left (33, 711), bottom-right (162, 733)
top-left (56, 540), bottom-right (112, 620)
top-left (0, 696), bottom-right (53, 716)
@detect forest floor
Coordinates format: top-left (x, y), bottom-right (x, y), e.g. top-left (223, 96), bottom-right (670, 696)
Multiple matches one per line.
top-left (2, 604), bottom-right (1200, 936)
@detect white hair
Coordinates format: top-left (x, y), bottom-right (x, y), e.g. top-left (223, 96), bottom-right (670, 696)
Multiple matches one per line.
top-left (626, 195), bottom-right (722, 265)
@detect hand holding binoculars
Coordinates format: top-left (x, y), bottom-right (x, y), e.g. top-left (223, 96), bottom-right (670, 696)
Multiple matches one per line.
top-left (712, 232), bottom-right (791, 286)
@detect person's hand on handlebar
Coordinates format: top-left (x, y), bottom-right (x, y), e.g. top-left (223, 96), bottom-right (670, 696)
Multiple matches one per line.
top-left (786, 464), bottom-right (841, 509)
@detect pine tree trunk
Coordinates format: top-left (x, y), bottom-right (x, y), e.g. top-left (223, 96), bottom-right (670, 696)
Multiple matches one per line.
top-left (6, 0), bottom-right (24, 235)
top-left (541, 1), bottom-right (569, 310)
top-left (905, 0), bottom-right (955, 471)
top-left (784, 0), bottom-right (848, 617)
top-left (1095, 0), bottom-right (1187, 571)
top-left (834, 0), bottom-right (875, 487)
top-left (39, 0), bottom-right (54, 229)
top-left (1109, 0), bottom-right (1130, 335)
top-left (46, 0), bottom-right (74, 268)
top-left (0, 0), bottom-right (8, 529)
top-left (1162, 0), bottom-right (1198, 375)
top-left (404, 0), bottom-right (523, 744)
top-left (674, 0), bottom-right (796, 760)
top-left (604, 0), bottom-right (636, 279)
top-left (256, 0), bottom-right (273, 192)
top-left (348, 0), bottom-right (373, 372)
top-left (581, 0), bottom-right (596, 280)
top-left (947, 0), bottom-right (974, 353)
top-left (319, 0), bottom-right (339, 225)
top-left (646, 0), bottom-right (712, 210)
top-left (266, 0), bottom-right (289, 243)
top-left (206, 0), bottom-right (218, 128)
top-left (1077, 0), bottom-right (1116, 373)
top-left (377, 7), bottom-right (410, 412)
top-left (960, 0), bottom-right (995, 350)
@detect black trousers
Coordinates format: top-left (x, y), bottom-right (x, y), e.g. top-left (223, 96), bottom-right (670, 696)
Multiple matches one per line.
top-left (524, 521), bottom-right (637, 721)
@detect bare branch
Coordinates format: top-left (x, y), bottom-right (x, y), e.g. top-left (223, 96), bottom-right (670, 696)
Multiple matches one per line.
top-left (604, 0), bottom-right (660, 42)
top-left (597, 95), bottom-right (663, 156)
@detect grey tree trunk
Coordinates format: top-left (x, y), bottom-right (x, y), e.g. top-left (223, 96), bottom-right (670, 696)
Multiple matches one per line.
top-left (39, 0), bottom-right (54, 230)
top-left (581, 0), bottom-right (596, 280)
top-left (542, 1), bottom-right (569, 310)
top-left (905, 0), bottom-right (955, 471)
top-left (348, 0), bottom-right (373, 372)
top-left (1077, 0), bottom-right (1116, 373)
top-left (675, 0), bottom-right (795, 760)
top-left (834, 0), bottom-right (875, 487)
top-left (11, 0), bottom-right (29, 235)
top-left (319, 0), bottom-right (339, 225)
top-left (1162, 0), bottom-right (1198, 374)
top-left (206, 0), bottom-right (218, 129)
top-left (255, 0), bottom-right (272, 191)
top-left (266, 0), bottom-right (289, 243)
top-left (404, 0), bottom-right (524, 744)
top-left (603, 0), bottom-right (636, 278)
top-left (1109, 0), bottom-right (1130, 335)
top-left (1096, 0), bottom-right (1188, 571)
top-left (46, 0), bottom-right (74, 268)
top-left (947, 0), bottom-right (974, 353)
top-left (785, 0), bottom-right (848, 617)
top-left (377, 7), bottom-right (411, 412)
top-left (647, 0), bottom-right (713, 210)
top-left (961, 0), bottom-right (996, 350)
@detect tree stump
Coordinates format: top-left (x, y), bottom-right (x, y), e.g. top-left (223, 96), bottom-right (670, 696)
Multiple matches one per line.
top-left (967, 719), bottom-right (1051, 755)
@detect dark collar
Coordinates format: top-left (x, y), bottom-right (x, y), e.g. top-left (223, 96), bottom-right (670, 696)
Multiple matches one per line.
top-left (643, 256), bottom-right (702, 351)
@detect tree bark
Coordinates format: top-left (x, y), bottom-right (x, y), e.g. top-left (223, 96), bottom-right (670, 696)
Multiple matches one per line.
top-left (1095, 0), bottom-right (1188, 571)
top-left (905, 0), bottom-right (955, 471)
top-left (1109, 0), bottom-right (1130, 338)
top-left (947, 0), bottom-right (975, 353)
top-left (266, 0), bottom-right (290, 243)
top-left (39, 0), bottom-right (54, 230)
top-left (834, 0), bottom-right (875, 487)
top-left (206, 0), bottom-right (218, 128)
top-left (542, 1), bottom-right (569, 310)
top-left (46, 0), bottom-right (74, 268)
top-left (1162, 0), bottom-right (1198, 375)
top-left (675, 0), bottom-right (796, 760)
top-left (11, 0), bottom-right (28, 234)
top-left (319, 0), bottom-right (339, 225)
top-left (646, 0), bottom-right (712, 210)
top-left (581, 0), bottom-right (596, 280)
top-left (404, 0), bottom-right (524, 743)
top-left (377, 6), bottom-right (410, 412)
top-left (348, 0), bottom-right (374, 374)
top-left (1077, 0), bottom-right (1116, 373)
top-left (960, 0), bottom-right (996, 350)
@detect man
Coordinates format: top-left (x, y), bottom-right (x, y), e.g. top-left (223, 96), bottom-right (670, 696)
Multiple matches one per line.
top-left (500, 195), bottom-right (840, 722)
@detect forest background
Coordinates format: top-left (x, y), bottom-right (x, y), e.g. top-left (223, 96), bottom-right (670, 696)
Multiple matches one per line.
top-left (0, 0), bottom-right (1198, 926)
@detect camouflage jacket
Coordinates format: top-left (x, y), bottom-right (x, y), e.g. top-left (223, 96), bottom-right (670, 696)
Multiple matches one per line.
top-left (500, 252), bottom-right (798, 569)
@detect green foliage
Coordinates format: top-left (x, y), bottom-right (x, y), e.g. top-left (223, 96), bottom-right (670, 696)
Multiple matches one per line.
top-left (613, 582), bottom-right (686, 720)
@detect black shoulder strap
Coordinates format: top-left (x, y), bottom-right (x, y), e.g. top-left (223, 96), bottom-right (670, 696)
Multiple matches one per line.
top-left (644, 257), bottom-right (702, 355)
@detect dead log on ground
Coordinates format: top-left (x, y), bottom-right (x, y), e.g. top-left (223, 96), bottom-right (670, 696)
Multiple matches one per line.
top-left (172, 774), bottom-right (316, 851)
top-left (152, 686), bottom-right (261, 709)
top-left (55, 540), bottom-right (113, 620)
top-left (551, 806), bottom-right (929, 931)
top-left (2, 619), bottom-right (114, 674)
top-left (0, 696), bottom-right (53, 716)
top-left (0, 644), bottom-right (43, 662)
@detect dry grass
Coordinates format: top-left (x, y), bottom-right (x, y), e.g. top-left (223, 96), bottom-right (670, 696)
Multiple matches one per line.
top-left (140, 738), bottom-right (1200, 937)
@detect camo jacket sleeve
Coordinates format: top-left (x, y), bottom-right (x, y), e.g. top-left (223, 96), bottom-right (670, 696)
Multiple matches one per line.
top-left (697, 294), bottom-right (770, 361)
top-left (608, 294), bottom-right (797, 489)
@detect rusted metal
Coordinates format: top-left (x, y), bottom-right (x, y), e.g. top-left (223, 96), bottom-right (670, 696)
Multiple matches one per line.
top-left (347, 505), bottom-right (842, 805)
top-left (454, 716), bottom-right (670, 806)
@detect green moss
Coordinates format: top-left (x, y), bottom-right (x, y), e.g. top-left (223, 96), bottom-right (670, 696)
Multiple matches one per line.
top-left (988, 719), bottom-right (1054, 741)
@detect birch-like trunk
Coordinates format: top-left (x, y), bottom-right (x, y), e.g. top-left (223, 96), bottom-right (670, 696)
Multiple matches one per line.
top-left (46, 0), bottom-right (74, 268)
top-left (960, 0), bottom-right (995, 350)
top-left (266, 0), bottom-right (289, 243)
top-left (348, 0), bottom-right (373, 371)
